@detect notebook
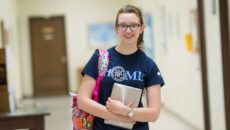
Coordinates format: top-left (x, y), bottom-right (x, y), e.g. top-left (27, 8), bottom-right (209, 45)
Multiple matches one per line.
top-left (104, 83), bottom-right (142, 129)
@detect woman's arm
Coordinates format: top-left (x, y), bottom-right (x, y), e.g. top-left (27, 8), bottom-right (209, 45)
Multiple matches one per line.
top-left (106, 84), bottom-right (161, 122)
top-left (77, 75), bottom-right (134, 123)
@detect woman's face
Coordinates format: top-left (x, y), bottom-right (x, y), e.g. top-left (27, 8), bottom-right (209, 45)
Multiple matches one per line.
top-left (116, 13), bottom-right (144, 45)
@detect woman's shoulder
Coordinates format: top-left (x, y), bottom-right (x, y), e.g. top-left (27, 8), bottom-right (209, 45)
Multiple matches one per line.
top-left (138, 50), bottom-right (160, 70)
top-left (138, 50), bottom-right (154, 62)
top-left (107, 46), bottom-right (116, 54)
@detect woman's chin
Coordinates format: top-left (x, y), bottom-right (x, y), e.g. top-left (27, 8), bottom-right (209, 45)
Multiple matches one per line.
top-left (122, 39), bottom-right (137, 45)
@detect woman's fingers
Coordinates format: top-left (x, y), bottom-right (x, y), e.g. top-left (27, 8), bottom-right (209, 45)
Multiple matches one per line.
top-left (127, 100), bottom-right (134, 107)
top-left (106, 101), bottom-right (110, 110)
top-left (108, 97), bottom-right (113, 102)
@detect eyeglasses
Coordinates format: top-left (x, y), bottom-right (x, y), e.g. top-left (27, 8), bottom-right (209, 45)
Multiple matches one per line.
top-left (117, 23), bottom-right (141, 31)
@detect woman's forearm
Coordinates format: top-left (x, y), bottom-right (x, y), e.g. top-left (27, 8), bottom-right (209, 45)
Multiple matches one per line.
top-left (106, 97), bottom-right (160, 122)
top-left (130, 107), bottom-right (160, 122)
top-left (120, 106), bottom-right (160, 122)
top-left (127, 85), bottom-right (161, 122)
top-left (78, 97), bottom-right (133, 123)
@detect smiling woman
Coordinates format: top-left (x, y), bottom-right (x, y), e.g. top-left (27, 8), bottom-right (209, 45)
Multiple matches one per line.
top-left (77, 4), bottom-right (164, 130)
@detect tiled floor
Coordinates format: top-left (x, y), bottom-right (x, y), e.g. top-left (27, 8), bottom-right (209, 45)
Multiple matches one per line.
top-left (18, 96), bottom-right (197, 130)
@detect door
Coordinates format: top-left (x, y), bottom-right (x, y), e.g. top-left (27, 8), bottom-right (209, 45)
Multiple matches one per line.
top-left (30, 16), bottom-right (68, 96)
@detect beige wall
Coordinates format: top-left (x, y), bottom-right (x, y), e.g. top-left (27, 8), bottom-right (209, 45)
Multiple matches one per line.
top-left (0, 0), bottom-right (23, 105)
top-left (17, 0), bottom-right (132, 96)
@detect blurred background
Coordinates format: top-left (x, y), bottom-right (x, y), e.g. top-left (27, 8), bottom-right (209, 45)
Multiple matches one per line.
top-left (0, 0), bottom-right (229, 130)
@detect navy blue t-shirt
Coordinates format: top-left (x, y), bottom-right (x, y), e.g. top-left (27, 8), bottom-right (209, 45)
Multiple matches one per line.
top-left (82, 46), bottom-right (165, 130)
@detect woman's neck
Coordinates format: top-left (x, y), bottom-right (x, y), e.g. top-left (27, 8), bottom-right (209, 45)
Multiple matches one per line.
top-left (116, 43), bottom-right (138, 55)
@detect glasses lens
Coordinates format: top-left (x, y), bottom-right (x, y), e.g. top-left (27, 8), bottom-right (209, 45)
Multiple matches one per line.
top-left (130, 24), bottom-right (139, 31)
top-left (118, 24), bottom-right (127, 31)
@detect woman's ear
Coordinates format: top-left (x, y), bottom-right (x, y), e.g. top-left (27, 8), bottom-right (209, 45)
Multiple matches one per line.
top-left (140, 25), bottom-right (145, 33)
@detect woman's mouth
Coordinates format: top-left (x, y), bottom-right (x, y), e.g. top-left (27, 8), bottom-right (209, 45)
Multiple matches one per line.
top-left (124, 34), bottom-right (134, 39)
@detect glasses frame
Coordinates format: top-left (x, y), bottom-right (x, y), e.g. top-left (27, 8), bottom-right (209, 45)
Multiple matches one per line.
top-left (117, 23), bottom-right (142, 32)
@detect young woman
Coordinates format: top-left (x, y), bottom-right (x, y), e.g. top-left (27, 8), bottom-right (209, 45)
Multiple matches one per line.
top-left (78, 4), bottom-right (165, 130)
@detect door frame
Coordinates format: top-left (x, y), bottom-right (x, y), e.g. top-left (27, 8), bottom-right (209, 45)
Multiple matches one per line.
top-left (197, 0), bottom-right (211, 130)
top-left (219, 0), bottom-right (230, 129)
top-left (29, 16), bottom-right (69, 96)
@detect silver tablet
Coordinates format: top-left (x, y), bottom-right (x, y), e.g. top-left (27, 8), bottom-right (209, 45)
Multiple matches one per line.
top-left (104, 83), bottom-right (142, 129)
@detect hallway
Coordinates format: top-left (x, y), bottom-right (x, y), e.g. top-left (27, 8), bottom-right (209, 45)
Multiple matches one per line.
top-left (0, 0), bottom-right (228, 129)
top-left (19, 96), bottom-right (197, 130)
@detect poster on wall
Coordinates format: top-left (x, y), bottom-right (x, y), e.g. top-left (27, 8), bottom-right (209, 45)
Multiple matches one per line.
top-left (158, 6), bottom-right (167, 54)
top-left (212, 0), bottom-right (216, 15)
top-left (0, 20), bottom-right (3, 48)
top-left (176, 12), bottom-right (181, 38)
top-left (191, 9), bottom-right (200, 53)
top-left (88, 23), bottom-right (117, 48)
top-left (168, 12), bottom-right (173, 37)
top-left (185, 9), bottom-right (199, 53)
top-left (143, 13), bottom-right (154, 59)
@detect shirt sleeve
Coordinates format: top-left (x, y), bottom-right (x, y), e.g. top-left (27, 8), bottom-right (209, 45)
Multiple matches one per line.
top-left (81, 49), bottom-right (99, 80)
top-left (145, 59), bottom-right (165, 87)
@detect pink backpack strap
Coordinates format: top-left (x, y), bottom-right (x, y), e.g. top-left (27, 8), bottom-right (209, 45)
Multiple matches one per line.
top-left (93, 49), bottom-right (109, 102)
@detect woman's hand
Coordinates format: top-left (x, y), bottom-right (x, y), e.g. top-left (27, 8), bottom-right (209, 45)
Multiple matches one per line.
top-left (106, 97), bottom-right (134, 116)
